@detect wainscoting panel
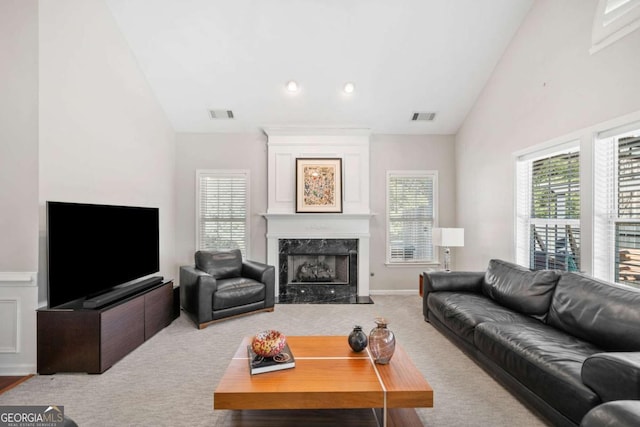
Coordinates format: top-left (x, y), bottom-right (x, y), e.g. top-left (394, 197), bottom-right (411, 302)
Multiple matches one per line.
top-left (343, 153), bottom-right (362, 204)
top-left (0, 272), bottom-right (38, 375)
top-left (0, 299), bottom-right (18, 353)
top-left (274, 152), bottom-right (294, 203)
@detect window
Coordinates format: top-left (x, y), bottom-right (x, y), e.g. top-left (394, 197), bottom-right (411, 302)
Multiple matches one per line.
top-left (516, 144), bottom-right (581, 271)
top-left (591, 0), bottom-right (640, 53)
top-left (386, 171), bottom-right (437, 264)
top-left (196, 170), bottom-right (249, 255)
top-left (594, 122), bottom-right (640, 287)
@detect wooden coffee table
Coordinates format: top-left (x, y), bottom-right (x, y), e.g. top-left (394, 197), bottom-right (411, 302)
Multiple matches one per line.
top-left (214, 336), bottom-right (433, 427)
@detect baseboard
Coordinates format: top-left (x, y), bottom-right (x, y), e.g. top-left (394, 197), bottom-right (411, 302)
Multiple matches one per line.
top-left (0, 363), bottom-right (37, 376)
top-left (369, 289), bottom-right (419, 296)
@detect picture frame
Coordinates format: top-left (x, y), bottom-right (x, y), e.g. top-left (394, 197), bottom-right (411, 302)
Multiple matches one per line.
top-left (296, 158), bottom-right (343, 213)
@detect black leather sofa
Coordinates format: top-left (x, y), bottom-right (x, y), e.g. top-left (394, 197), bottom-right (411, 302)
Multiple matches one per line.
top-left (180, 249), bottom-right (275, 329)
top-left (423, 259), bottom-right (640, 426)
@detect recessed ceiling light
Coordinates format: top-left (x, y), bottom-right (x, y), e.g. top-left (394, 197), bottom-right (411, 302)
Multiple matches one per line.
top-left (286, 80), bottom-right (299, 92)
top-left (343, 82), bottom-right (355, 94)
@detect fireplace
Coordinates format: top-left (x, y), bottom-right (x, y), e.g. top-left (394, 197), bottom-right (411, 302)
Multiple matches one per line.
top-left (279, 239), bottom-right (360, 303)
top-left (263, 127), bottom-right (372, 303)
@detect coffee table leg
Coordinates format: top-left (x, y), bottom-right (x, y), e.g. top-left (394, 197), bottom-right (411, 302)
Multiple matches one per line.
top-left (372, 407), bottom-right (387, 427)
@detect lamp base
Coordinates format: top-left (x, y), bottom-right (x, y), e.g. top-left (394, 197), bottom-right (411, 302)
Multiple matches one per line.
top-left (443, 247), bottom-right (451, 272)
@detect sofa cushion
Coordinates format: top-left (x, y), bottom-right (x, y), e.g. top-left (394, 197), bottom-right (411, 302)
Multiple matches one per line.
top-left (427, 292), bottom-right (535, 344)
top-left (482, 259), bottom-right (560, 321)
top-left (195, 249), bottom-right (243, 279)
top-left (213, 277), bottom-right (265, 310)
top-left (474, 321), bottom-right (602, 424)
top-left (547, 272), bottom-right (640, 351)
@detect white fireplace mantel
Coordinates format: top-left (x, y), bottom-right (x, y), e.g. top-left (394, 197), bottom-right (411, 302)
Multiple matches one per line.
top-left (263, 213), bottom-right (371, 297)
top-left (262, 212), bottom-right (374, 221)
top-left (262, 128), bottom-right (372, 298)
top-left (261, 212), bottom-right (374, 239)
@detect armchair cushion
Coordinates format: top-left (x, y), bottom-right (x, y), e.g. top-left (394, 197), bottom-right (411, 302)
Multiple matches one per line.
top-left (195, 249), bottom-right (242, 279)
top-left (214, 277), bottom-right (265, 310)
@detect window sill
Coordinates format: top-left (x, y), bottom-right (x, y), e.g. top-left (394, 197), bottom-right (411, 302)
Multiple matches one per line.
top-left (384, 261), bottom-right (441, 268)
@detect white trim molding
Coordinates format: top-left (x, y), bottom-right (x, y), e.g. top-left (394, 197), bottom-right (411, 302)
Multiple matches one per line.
top-left (0, 271), bottom-right (37, 285)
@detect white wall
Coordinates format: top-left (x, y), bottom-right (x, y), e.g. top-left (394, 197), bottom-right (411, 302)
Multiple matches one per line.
top-left (0, 0), bottom-right (39, 271)
top-left (369, 134), bottom-right (456, 292)
top-left (456, 0), bottom-right (640, 270)
top-left (175, 132), bottom-right (269, 269)
top-left (39, 0), bottom-right (176, 302)
top-left (0, 0), bottom-right (39, 375)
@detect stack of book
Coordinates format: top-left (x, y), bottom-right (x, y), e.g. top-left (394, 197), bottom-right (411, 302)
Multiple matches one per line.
top-left (247, 342), bottom-right (296, 375)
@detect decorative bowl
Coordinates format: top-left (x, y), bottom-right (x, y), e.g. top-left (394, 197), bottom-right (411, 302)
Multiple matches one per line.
top-left (251, 330), bottom-right (286, 357)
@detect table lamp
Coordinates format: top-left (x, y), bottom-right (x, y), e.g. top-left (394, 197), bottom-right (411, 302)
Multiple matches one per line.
top-left (432, 228), bottom-right (464, 271)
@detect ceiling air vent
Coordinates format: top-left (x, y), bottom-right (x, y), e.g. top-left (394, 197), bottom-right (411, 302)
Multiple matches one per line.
top-left (209, 109), bottom-right (234, 120)
top-left (411, 112), bottom-right (436, 121)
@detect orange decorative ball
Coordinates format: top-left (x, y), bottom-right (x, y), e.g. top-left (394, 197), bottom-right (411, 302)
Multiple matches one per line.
top-left (251, 330), bottom-right (286, 357)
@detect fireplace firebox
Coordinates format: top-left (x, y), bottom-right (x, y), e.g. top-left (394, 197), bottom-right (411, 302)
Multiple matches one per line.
top-left (288, 255), bottom-right (350, 285)
top-left (279, 239), bottom-right (358, 303)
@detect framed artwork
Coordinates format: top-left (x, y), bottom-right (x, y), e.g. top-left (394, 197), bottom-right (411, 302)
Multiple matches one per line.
top-left (296, 158), bottom-right (343, 213)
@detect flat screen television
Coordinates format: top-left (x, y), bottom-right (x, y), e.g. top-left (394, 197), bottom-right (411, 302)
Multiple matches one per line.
top-left (46, 201), bottom-right (160, 308)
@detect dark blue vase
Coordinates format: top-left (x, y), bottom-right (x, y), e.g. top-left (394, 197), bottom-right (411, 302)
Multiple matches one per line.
top-left (348, 325), bottom-right (368, 352)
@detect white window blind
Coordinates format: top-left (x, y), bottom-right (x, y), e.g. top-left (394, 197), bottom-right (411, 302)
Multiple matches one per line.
top-left (196, 170), bottom-right (249, 255)
top-left (594, 125), bottom-right (640, 288)
top-left (386, 171), bottom-right (437, 263)
top-left (516, 146), bottom-right (580, 271)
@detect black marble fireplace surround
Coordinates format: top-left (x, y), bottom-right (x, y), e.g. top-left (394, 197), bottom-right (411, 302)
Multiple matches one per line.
top-left (278, 239), bottom-right (371, 304)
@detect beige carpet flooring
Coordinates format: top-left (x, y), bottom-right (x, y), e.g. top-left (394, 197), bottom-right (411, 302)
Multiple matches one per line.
top-left (0, 296), bottom-right (547, 426)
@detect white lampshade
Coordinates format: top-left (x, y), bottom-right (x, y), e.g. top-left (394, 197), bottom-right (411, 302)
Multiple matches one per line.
top-left (432, 228), bottom-right (464, 247)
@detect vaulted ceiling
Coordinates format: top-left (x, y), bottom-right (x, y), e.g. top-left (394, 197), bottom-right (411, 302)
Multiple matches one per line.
top-left (105, 0), bottom-right (533, 134)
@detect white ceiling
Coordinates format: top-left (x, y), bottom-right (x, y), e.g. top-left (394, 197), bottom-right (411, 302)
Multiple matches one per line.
top-left (105, 0), bottom-right (533, 135)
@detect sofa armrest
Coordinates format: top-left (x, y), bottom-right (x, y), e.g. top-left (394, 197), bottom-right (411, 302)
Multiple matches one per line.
top-left (180, 266), bottom-right (217, 324)
top-left (580, 401), bottom-right (640, 427)
top-left (242, 260), bottom-right (276, 308)
top-left (423, 271), bottom-right (485, 294)
top-left (582, 352), bottom-right (640, 402)
top-left (423, 271), bottom-right (484, 321)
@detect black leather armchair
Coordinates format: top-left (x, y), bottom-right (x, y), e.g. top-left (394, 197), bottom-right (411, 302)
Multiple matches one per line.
top-left (180, 249), bottom-right (275, 329)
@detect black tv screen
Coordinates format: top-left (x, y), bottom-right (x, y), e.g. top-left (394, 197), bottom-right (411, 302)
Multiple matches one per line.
top-left (47, 201), bottom-right (159, 308)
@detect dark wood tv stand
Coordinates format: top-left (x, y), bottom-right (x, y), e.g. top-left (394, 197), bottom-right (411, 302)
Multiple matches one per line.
top-left (37, 280), bottom-right (174, 374)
